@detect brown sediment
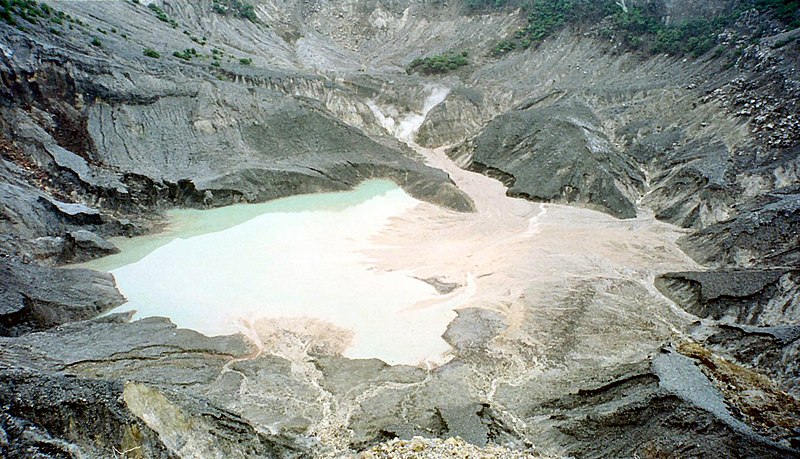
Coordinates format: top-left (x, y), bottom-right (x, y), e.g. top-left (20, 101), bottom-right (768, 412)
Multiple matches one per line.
top-left (678, 342), bottom-right (800, 438)
top-left (250, 316), bottom-right (356, 357)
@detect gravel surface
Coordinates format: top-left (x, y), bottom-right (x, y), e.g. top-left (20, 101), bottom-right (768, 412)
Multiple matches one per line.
top-left (356, 437), bottom-right (542, 459)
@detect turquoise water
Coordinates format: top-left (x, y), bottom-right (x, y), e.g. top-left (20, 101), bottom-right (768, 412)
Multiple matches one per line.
top-left (81, 180), bottom-right (401, 272)
top-left (79, 180), bottom-right (458, 366)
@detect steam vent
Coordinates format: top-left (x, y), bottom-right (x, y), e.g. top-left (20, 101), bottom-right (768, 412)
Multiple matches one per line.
top-left (1, 0), bottom-right (799, 457)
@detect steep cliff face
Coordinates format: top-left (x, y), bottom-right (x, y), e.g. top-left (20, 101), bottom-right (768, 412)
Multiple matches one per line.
top-left (0, 0), bottom-right (799, 457)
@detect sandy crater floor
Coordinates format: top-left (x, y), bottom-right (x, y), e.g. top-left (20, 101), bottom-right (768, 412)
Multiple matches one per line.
top-left (363, 143), bottom-right (701, 371)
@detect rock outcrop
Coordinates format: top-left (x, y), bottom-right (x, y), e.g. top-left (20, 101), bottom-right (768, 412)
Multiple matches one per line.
top-left (0, 259), bottom-right (124, 337)
top-left (450, 99), bottom-right (644, 218)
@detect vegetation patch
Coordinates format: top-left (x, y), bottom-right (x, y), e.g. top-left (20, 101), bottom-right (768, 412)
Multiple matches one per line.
top-left (142, 47), bottom-right (160, 58)
top-left (477, 0), bottom-right (800, 58)
top-left (407, 51), bottom-right (468, 75)
top-left (1, 0), bottom-right (50, 26)
top-left (490, 39), bottom-right (517, 56)
top-left (183, 30), bottom-right (208, 45)
top-left (601, 5), bottom-right (737, 56)
top-left (147, 2), bottom-right (178, 28)
top-left (211, 0), bottom-right (257, 22)
top-left (1, 0), bottom-right (83, 31)
top-left (173, 48), bottom-right (197, 60)
top-left (752, 0), bottom-right (800, 28)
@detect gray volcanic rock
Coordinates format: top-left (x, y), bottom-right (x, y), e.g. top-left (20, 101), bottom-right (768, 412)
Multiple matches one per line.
top-left (86, 79), bottom-right (472, 211)
top-left (656, 269), bottom-right (800, 395)
top-left (28, 236), bottom-right (66, 264)
top-left (0, 26), bottom-right (473, 257)
top-left (678, 189), bottom-right (800, 268)
top-left (39, 196), bottom-right (101, 224)
top-left (2, 311), bottom-right (797, 458)
top-left (655, 269), bottom-right (799, 326)
top-left (0, 313), bottom-right (253, 376)
top-left (0, 260), bottom-right (125, 337)
top-left (122, 382), bottom-right (306, 459)
top-left (0, 315), bottom-right (308, 456)
top-left (0, 181), bottom-right (66, 241)
top-left (443, 308), bottom-right (506, 356)
top-left (415, 277), bottom-right (461, 295)
top-left (653, 349), bottom-right (754, 436)
top-left (62, 230), bottom-right (119, 263)
top-left (640, 140), bottom-right (737, 229)
top-left (698, 323), bottom-right (800, 398)
top-left (0, 367), bottom-right (174, 459)
top-left (45, 143), bottom-right (127, 193)
top-left (0, 363), bottom-right (306, 458)
top-left (338, 360), bottom-right (510, 450)
top-left (453, 100), bottom-right (644, 218)
top-left (498, 354), bottom-right (799, 458)
top-left (416, 85), bottom-right (487, 148)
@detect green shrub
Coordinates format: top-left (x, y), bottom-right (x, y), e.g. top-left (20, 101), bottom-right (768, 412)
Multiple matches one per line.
top-left (239, 57), bottom-right (252, 65)
top-left (1, 0), bottom-right (67, 26)
top-left (0, 8), bottom-right (16, 25)
top-left (143, 47), bottom-right (160, 58)
top-left (479, 1), bottom-right (617, 54)
top-left (173, 49), bottom-right (193, 60)
top-left (147, 2), bottom-right (170, 23)
top-left (211, 0), bottom-right (257, 22)
top-left (482, 0), bottom-right (799, 58)
top-left (90, 36), bottom-right (102, 47)
top-left (749, 0), bottom-right (800, 28)
top-left (407, 51), bottom-right (469, 75)
top-left (491, 39), bottom-right (517, 56)
top-left (608, 7), bottom-right (731, 56)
